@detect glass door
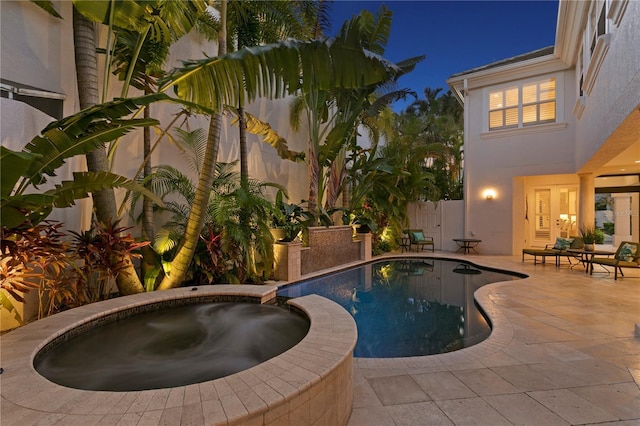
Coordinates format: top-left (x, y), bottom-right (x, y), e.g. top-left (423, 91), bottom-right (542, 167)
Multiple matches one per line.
top-left (530, 186), bottom-right (577, 246)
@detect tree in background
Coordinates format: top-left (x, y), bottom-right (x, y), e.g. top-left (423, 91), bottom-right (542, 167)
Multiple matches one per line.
top-left (403, 88), bottom-right (464, 200)
top-left (289, 6), bottom-right (423, 225)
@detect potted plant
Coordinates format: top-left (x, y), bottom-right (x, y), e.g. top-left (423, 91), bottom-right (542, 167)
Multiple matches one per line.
top-left (579, 225), bottom-right (597, 251)
top-left (271, 191), bottom-right (313, 242)
top-left (344, 203), bottom-right (378, 234)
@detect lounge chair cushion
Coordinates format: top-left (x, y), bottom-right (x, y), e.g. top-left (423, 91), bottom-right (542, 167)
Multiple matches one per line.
top-left (412, 231), bottom-right (425, 242)
top-left (552, 237), bottom-right (573, 250)
top-left (569, 237), bottom-right (584, 249)
top-left (591, 257), bottom-right (638, 268)
top-left (616, 242), bottom-right (638, 262)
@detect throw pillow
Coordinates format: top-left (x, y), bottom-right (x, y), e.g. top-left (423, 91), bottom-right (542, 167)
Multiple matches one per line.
top-left (616, 243), bottom-right (638, 262)
top-left (553, 237), bottom-right (573, 250)
top-left (412, 231), bottom-right (425, 242)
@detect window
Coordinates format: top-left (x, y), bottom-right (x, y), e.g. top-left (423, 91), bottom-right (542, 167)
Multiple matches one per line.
top-left (589, 1), bottom-right (607, 56)
top-left (488, 78), bottom-right (556, 130)
top-left (0, 80), bottom-right (65, 119)
top-left (582, 0), bottom-right (611, 96)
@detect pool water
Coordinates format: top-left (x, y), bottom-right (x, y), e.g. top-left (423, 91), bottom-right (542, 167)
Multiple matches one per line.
top-left (35, 303), bottom-right (310, 391)
top-left (277, 258), bottom-right (523, 358)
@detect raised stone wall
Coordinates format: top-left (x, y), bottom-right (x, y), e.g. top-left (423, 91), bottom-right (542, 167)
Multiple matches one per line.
top-left (301, 226), bottom-right (362, 275)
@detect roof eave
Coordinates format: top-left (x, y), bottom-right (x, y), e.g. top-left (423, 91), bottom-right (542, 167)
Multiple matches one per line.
top-left (554, 0), bottom-right (590, 65)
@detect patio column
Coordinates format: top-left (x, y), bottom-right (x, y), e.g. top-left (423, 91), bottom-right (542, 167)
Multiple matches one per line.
top-left (612, 193), bottom-right (632, 245)
top-left (578, 173), bottom-right (595, 228)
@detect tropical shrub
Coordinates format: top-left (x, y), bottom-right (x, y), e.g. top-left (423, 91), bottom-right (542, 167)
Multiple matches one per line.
top-left (0, 219), bottom-right (149, 326)
top-left (271, 190), bottom-right (314, 242)
top-left (139, 129), bottom-right (281, 285)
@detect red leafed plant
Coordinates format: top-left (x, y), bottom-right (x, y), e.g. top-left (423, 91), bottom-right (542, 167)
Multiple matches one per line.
top-left (1, 219), bottom-right (150, 327)
top-left (1, 221), bottom-right (72, 323)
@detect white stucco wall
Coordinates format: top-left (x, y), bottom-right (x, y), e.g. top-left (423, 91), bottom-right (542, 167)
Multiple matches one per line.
top-left (574, 0), bottom-right (640, 169)
top-left (1, 0), bottom-right (311, 233)
top-left (462, 67), bottom-right (577, 254)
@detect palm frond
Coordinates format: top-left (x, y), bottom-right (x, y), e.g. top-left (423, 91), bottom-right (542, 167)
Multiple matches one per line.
top-left (161, 34), bottom-right (400, 112)
top-left (231, 112), bottom-right (304, 162)
top-left (173, 128), bottom-right (209, 175)
top-left (48, 171), bottom-right (164, 209)
top-left (23, 94), bottom-right (168, 187)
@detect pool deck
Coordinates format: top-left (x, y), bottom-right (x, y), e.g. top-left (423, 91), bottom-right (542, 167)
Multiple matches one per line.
top-left (1, 252), bottom-right (638, 425)
top-left (348, 252), bottom-right (640, 426)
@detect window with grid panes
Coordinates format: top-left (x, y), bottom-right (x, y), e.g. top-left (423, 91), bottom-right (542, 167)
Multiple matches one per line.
top-left (488, 78), bottom-right (556, 130)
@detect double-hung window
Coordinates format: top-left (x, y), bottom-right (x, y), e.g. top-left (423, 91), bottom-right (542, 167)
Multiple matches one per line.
top-left (488, 77), bottom-right (556, 130)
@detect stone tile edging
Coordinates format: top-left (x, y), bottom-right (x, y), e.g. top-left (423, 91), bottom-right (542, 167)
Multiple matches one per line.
top-left (0, 285), bottom-right (357, 426)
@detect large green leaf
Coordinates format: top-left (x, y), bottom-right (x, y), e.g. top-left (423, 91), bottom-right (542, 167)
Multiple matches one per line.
top-left (73, 0), bottom-right (151, 33)
top-left (74, 0), bottom-right (205, 42)
top-left (23, 94), bottom-right (168, 186)
top-left (161, 34), bottom-right (400, 112)
top-left (0, 147), bottom-right (40, 197)
top-left (1, 193), bottom-right (55, 228)
top-left (48, 171), bottom-right (164, 209)
top-left (42, 92), bottom-right (168, 136)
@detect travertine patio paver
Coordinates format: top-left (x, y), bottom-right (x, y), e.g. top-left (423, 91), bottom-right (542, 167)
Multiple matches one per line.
top-left (349, 253), bottom-right (640, 426)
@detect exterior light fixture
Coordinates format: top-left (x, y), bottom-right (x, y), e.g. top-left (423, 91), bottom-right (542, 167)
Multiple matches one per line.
top-left (483, 189), bottom-right (496, 200)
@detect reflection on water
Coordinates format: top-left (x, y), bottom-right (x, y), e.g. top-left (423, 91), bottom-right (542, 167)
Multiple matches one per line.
top-left (36, 303), bottom-right (310, 391)
top-left (277, 259), bottom-right (521, 358)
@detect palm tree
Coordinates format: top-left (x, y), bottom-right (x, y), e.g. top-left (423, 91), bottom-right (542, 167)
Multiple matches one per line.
top-left (403, 88), bottom-right (464, 200)
top-left (73, 0), bottom-right (212, 290)
top-left (32, 2), bottom-right (403, 290)
top-left (34, 0), bottom-right (210, 294)
top-left (138, 128), bottom-right (281, 285)
top-left (156, 12), bottom-right (404, 288)
top-left (224, 1), bottom-right (316, 187)
top-left (289, 6), bottom-right (423, 222)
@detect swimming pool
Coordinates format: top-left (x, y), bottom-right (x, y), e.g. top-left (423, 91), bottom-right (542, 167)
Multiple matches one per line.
top-left (277, 258), bottom-right (523, 358)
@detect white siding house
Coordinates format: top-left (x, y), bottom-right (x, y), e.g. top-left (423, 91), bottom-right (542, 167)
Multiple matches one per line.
top-left (447, 0), bottom-right (639, 255)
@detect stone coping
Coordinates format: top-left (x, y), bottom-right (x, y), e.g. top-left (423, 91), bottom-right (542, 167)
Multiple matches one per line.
top-left (276, 252), bottom-right (530, 369)
top-left (0, 285), bottom-right (357, 425)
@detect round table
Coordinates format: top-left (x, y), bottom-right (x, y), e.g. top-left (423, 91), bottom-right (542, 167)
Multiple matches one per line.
top-left (453, 238), bottom-right (482, 255)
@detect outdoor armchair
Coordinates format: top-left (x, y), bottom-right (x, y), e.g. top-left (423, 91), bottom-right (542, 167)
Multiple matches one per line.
top-left (405, 229), bottom-right (434, 252)
top-left (589, 241), bottom-right (640, 280)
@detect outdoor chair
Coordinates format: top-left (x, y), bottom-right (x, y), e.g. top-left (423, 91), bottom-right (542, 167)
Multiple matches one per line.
top-left (405, 229), bottom-right (434, 252)
top-left (556, 236), bottom-right (584, 266)
top-left (589, 241), bottom-right (640, 280)
top-left (522, 236), bottom-right (582, 267)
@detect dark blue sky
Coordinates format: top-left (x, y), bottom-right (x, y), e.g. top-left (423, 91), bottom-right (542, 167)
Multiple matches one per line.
top-left (329, 0), bottom-right (559, 111)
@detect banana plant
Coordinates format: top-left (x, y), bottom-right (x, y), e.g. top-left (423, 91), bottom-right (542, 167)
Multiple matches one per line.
top-left (155, 14), bottom-right (402, 289)
top-left (1, 95), bottom-right (166, 229)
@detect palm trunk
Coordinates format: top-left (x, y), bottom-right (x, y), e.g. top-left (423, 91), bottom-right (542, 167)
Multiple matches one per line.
top-left (307, 141), bottom-right (319, 225)
top-left (158, 0), bottom-right (227, 289)
top-left (142, 99), bottom-right (155, 242)
top-left (157, 111), bottom-right (222, 289)
top-left (238, 103), bottom-right (248, 188)
top-left (140, 99), bottom-right (157, 288)
top-left (73, 8), bottom-right (144, 295)
top-left (325, 161), bottom-right (346, 211)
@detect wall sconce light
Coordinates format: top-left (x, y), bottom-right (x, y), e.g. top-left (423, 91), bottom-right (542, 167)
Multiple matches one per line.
top-left (483, 189), bottom-right (496, 200)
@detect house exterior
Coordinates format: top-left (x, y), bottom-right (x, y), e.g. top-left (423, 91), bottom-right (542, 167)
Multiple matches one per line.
top-left (447, 0), bottom-right (640, 255)
top-left (2, 0), bottom-right (637, 256)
